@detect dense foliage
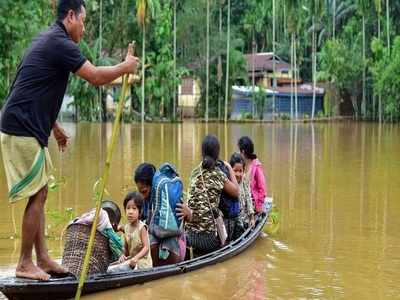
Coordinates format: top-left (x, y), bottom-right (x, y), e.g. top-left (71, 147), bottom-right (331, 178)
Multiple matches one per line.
top-left (1, 0), bottom-right (400, 121)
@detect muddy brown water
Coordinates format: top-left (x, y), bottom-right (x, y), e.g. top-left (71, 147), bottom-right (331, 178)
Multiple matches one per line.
top-left (0, 121), bottom-right (399, 299)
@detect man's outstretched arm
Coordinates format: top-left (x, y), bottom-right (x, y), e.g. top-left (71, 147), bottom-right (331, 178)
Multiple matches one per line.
top-left (76, 44), bottom-right (139, 86)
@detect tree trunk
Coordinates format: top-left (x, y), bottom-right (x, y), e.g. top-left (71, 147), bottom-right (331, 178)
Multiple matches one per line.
top-left (218, 4), bottom-right (222, 121)
top-left (205, 0), bottom-right (210, 122)
top-left (272, 0), bottom-right (276, 119)
top-left (362, 15), bottom-right (366, 118)
top-left (224, 0), bottom-right (231, 123)
top-left (290, 33), bottom-right (294, 120)
top-left (312, 16), bottom-right (316, 120)
top-left (332, 0), bottom-right (336, 39)
top-left (294, 34), bottom-right (298, 120)
top-left (378, 16), bottom-right (382, 123)
top-left (141, 22), bottom-right (146, 123)
top-left (173, 0), bottom-right (177, 120)
top-left (283, 3), bottom-right (287, 39)
top-left (252, 30), bottom-right (256, 119)
top-left (386, 0), bottom-right (390, 49)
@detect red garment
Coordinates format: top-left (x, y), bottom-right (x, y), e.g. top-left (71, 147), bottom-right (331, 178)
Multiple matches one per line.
top-left (249, 159), bottom-right (267, 213)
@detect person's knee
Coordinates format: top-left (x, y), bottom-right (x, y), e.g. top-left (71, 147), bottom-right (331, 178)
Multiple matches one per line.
top-left (34, 186), bottom-right (48, 206)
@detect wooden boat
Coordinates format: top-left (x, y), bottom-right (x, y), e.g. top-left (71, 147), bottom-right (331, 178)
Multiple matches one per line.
top-left (0, 212), bottom-right (268, 300)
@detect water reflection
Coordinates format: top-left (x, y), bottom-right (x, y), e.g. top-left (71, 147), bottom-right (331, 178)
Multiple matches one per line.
top-left (0, 122), bottom-right (399, 300)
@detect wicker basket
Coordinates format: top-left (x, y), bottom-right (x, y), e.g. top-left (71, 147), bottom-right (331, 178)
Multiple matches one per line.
top-left (62, 223), bottom-right (111, 277)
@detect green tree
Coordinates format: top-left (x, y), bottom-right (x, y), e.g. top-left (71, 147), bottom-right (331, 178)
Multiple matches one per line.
top-left (319, 35), bottom-right (363, 117)
top-left (371, 37), bottom-right (400, 121)
top-left (0, 1), bottom-right (52, 108)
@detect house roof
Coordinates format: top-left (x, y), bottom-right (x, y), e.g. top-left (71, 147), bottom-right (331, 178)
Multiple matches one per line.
top-left (244, 52), bottom-right (291, 73)
top-left (232, 84), bottom-right (324, 96)
top-left (272, 84), bottom-right (325, 95)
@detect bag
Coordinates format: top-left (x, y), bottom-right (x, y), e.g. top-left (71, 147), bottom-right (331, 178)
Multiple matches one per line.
top-left (149, 163), bottom-right (183, 239)
top-left (216, 160), bottom-right (240, 218)
top-left (200, 169), bottom-right (228, 247)
top-left (214, 210), bottom-right (227, 246)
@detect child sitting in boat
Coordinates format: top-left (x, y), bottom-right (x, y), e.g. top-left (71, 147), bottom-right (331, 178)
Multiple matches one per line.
top-left (134, 163), bottom-right (187, 266)
top-left (238, 136), bottom-right (267, 214)
top-left (108, 192), bottom-right (152, 273)
top-left (230, 153), bottom-right (255, 229)
top-left (185, 135), bottom-right (239, 254)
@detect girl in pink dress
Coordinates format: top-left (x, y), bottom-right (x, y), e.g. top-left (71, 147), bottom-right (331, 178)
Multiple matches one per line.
top-left (238, 136), bottom-right (267, 214)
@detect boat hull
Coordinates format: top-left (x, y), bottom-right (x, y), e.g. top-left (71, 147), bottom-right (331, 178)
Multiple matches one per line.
top-left (0, 213), bottom-right (268, 300)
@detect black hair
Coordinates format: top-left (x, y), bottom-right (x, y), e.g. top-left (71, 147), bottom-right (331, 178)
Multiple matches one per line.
top-left (134, 163), bottom-right (156, 186)
top-left (229, 152), bottom-right (244, 168)
top-left (57, 0), bottom-right (86, 21)
top-left (201, 135), bottom-right (220, 170)
top-left (123, 192), bottom-right (144, 215)
top-left (238, 136), bottom-right (257, 160)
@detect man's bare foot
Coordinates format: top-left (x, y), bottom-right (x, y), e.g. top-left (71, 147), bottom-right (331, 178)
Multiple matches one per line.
top-left (37, 258), bottom-right (67, 275)
top-left (16, 262), bottom-right (50, 281)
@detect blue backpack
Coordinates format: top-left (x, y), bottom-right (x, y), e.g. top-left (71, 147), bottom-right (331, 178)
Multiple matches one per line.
top-left (149, 163), bottom-right (183, 238)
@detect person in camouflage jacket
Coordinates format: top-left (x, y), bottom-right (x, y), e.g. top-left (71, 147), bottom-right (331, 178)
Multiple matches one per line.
top-left (185, 135), bottom-right (239, 254)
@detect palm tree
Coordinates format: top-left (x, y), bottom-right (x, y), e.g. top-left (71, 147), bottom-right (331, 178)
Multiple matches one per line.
top-left (357, 0), bottom-right (369, 118)
top-left (224, 0), bottom-right (231, 123)
top-left (332, 0), bottom-right (336, 39)
top-left (386, 0), bottom-right (390, 50)
top-left (290, 33), bottom-right (294, 120)
top-left (136, 0), bottom-right (155, 123)
top-left (272, 0), bottom-right (276, 119)
top-left (310, 0), bottom-right (324, 120)
top-left (173, 0), bottom-right (177, 120)
top-left (318, 1), bottom-right (357, 44)
top-left (374, 0), bottom-right (382, 122)
top-left (217, 0), bottom-right (224, 120)
top-left (286, 0), bottom-right (300, 120)
top-left (205, 0), bottom-right (210, 122)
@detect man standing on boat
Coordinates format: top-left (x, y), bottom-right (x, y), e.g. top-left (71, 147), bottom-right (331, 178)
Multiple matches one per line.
top-left (0, 0), bottom-right (139, 280)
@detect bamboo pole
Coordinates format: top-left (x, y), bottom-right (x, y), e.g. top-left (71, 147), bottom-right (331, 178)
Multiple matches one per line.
top-left (74, 43), bottom-right (135, 300)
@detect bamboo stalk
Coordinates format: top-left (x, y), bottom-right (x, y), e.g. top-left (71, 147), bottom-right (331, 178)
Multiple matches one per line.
top-left (74, 46), bottom-right (133, 299)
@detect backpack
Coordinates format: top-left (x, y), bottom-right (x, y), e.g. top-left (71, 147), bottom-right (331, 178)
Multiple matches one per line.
top-left (217, 160), bottom-right (240, 219)
top-left (149, 163), bottom-right (183, 238)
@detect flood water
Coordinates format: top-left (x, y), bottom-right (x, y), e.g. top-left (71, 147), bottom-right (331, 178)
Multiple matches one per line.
top-left (0, 121), bottom-right (399, 299)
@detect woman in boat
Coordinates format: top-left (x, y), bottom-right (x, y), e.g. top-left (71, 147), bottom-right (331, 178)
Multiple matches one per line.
top-left (238, 136), bottom-right (267, 214)
top-left (185, 135), bottom-right (239, 254)
top-left (108, 192), bottom-right (152, 273)
top-left (229, 153), bottom-right (255, 229)
top-left (134, 163), bottom-right (186, 266)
